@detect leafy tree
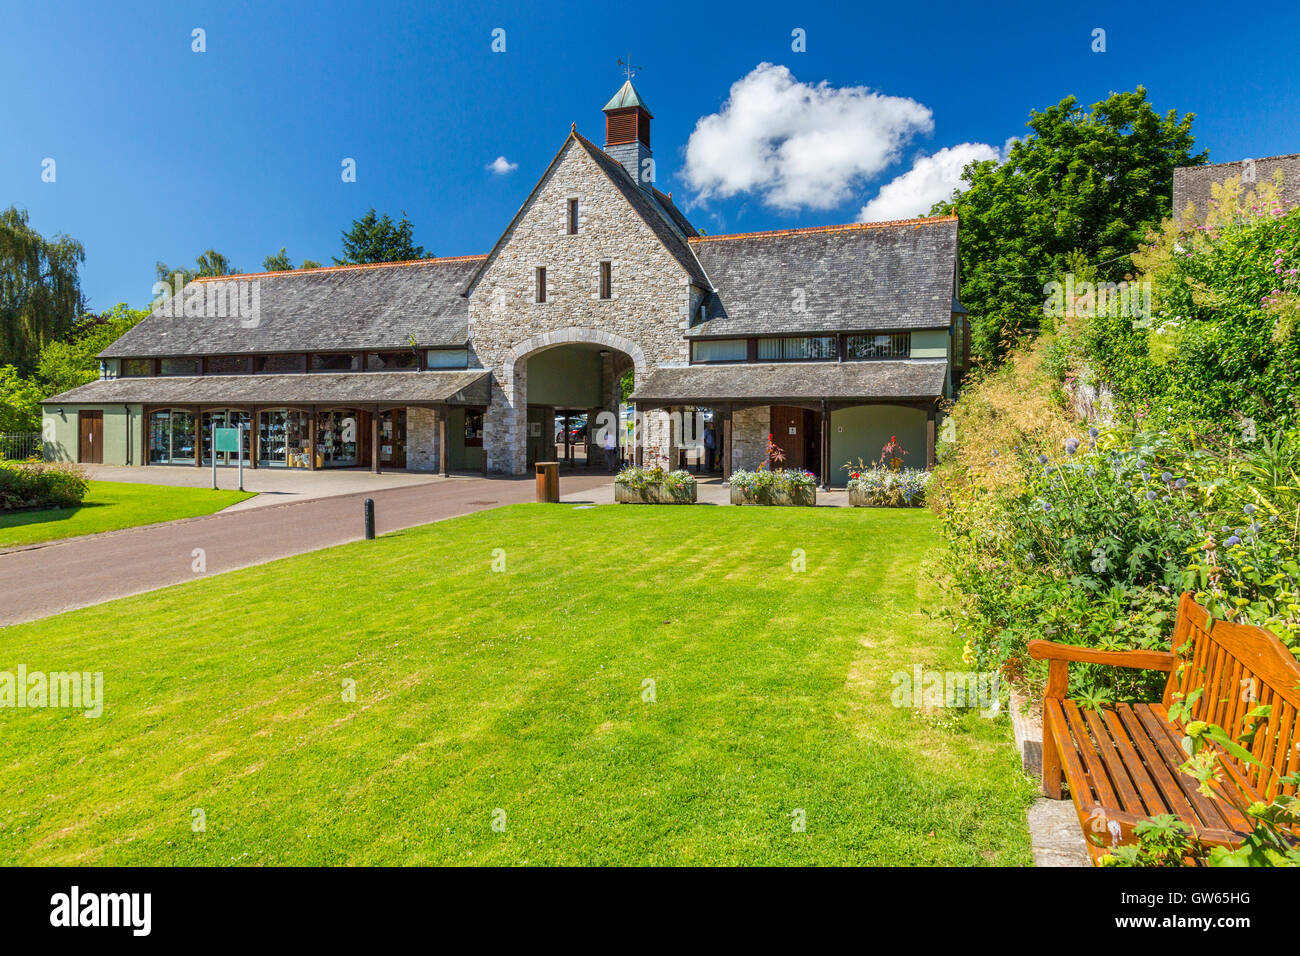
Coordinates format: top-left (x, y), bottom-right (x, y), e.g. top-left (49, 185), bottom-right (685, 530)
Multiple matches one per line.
top-left (37, 304), bottom-right (148, 398)
top-left (0, 364), bottom-right (44, 432)
top-left (932, 88), bottom-right (1204, 364)
top-left (263, 248), bottom-right (322, 272)
top-left (334, 209), bottom-right (429, 265)
top-left (154, 249), bottom-right (239, 292)
top-left (0, 206), bottom-right (85, 374)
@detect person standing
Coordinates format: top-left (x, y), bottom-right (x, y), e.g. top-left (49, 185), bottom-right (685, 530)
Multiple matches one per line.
top-left (703, 421), bottom-right (717, 472)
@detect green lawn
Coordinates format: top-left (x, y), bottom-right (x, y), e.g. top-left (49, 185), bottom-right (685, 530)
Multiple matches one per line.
top-left (0, 504), bottom-right (1034, 865)
top-left (0, 481), bottom-right (254, 548)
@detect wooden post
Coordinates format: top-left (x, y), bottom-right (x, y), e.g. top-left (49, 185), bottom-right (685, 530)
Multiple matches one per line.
top-left (371, 406), bottom-right (380, 474)
top-left (1042, 660), bottom-right (1068, 798)
top-left (820, 399), bottom-right (830, 490)
top-left (926, 403), bottom-right (936, 470)
top-left (439, 407), bottom-right (448, 477)
top-left (193, 407), bottom-right (202, 468)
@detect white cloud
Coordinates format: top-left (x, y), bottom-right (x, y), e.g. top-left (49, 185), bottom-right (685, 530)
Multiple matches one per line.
top-left (682, 63), bottom-right (934, 211)
top-left (487, 156), bottom-right (518, 175)
top-left (857, 142), bottom-right (1001, 222)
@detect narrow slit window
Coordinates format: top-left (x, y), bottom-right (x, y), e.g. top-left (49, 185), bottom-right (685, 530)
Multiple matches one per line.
top-left (567, 199), bottom-right (579, 235)
top-left (535, 267), bottom-right (547, 303)
top-left (599, 261), bottom-right (612, 299)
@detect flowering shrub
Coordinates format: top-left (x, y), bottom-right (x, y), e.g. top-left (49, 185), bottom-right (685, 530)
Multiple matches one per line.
top-left (942, 422), bottom-right (1300, 703)
top-left (615, 464), bottom-right (696, 500)
top-left (846, 467), bottom-right (929, 506)
top-left (729, 468), bottom-right (817, 494)
top-left (0, 461), bottom-right (88, 511)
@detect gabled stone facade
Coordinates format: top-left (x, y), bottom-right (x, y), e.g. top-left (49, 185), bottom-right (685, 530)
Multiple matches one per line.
top-left (467, 134), bottom-right (702, 474)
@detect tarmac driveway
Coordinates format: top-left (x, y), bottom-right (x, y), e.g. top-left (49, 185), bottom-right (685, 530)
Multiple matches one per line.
top-left (0, 473), bottom-right (612, 627)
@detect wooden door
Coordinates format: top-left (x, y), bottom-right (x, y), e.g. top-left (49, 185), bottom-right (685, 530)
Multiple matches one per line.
top-left (804, 408), bottom-right (821, 479)
top-left (770, 406), bottom-right (806, 471)
top-left (78, 410), bottom-right (103, 464)
top-left (380, 410), bottom-right (407, 469)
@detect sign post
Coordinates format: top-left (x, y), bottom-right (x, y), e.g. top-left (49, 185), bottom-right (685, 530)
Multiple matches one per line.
top-left (213, 427), bottom-right (240, 491)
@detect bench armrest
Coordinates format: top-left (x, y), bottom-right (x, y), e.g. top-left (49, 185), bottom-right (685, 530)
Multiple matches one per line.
top-left (1027, 640), bottom-right (1177, 670)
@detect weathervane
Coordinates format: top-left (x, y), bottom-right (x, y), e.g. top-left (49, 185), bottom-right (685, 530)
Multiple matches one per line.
top-left (617, 54), bottom-right (641, 82)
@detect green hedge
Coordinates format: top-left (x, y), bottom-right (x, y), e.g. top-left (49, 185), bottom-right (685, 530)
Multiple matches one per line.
top-left (0, 461), bottom-right (88, 511)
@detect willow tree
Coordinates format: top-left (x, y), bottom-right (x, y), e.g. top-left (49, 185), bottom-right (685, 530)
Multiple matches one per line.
top-left (0, 206), bottom-right (85, 374)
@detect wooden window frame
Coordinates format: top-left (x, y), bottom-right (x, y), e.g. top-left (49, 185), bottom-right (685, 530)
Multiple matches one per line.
top-left (599, 261), bottom-right (612, 300)
top-left (535, 267), bottom-right (547, 304)
top-left (567, 198), bottom-right (579, 235)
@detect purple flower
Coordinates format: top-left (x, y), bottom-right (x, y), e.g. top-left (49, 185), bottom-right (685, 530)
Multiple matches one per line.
top-left (1037, 454), bottom-right (1048, 464)
top-left (1243, 503), bottom-right (1256, 515)
top-left (1175, 478), bottom-right (1187, 489)
top-left (1145, 490), bottom-right (1158, 501)
top-left (1225, 535), bottom-right (1241, 547)
top-left (1065, 438), bottom-right (1080, 455)
top-left (1161, 472), bottom-right (1173, 483)
top-left (1088, 427), bottom-right (1099, 439)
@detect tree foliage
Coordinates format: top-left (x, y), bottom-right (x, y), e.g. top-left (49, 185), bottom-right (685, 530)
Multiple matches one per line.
top-left (334, 209), bottom-right (428, 265)
top-left (263, 248), bottom-right (321, 272)
top-left (0, 206), bottom-right (85, 374)
top-left (932, 88), bottom-right (1204, 364)
top-left (154, 249), bottom-right (238, 292)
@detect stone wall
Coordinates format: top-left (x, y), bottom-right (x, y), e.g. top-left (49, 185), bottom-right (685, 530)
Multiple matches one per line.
top-left (467, 136), bottom-right (699, 474)
top-left (406, 406), bottom-right (441, 472)
top-left (730, 405), bottom-right (769, 472)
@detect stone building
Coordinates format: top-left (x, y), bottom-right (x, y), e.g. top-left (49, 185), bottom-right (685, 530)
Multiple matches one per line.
top-left (42, 80), bottom-right (968, 486)
top-left (1173, 153), bottom-right (1300, 222)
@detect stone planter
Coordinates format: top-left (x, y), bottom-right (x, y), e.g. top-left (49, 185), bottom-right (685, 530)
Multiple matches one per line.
top-left (847, 487), bottom-right (925, 507)
top-left (729, 484), bottom-right (817, 506)
top-left (615, 481), bottom-right (696, 504)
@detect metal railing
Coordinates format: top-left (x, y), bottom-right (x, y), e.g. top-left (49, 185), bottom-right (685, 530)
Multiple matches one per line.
top-left (0, 432), bottom-right (42, 461)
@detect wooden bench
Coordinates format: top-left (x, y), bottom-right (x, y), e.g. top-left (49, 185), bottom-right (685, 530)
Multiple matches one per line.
top-left (1028, 592), bottom-right (1300, 863)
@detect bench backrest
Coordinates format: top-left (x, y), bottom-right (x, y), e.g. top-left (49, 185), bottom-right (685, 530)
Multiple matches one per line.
top-left (1163, 592), bottom-right (1300, 802)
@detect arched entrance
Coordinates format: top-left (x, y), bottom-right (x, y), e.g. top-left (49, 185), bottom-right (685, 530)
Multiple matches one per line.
top-left (493, 328), bottom-right (647, 475)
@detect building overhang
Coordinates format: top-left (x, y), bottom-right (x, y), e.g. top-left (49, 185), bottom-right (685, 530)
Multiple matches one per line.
top-left (42, 370), bottom-right (492, 408)
top-left (629, 361), bottom-right (947, 408)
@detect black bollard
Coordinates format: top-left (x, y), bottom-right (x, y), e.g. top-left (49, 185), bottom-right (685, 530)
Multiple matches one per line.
top-left (363, 498), bottom-right (375, 540)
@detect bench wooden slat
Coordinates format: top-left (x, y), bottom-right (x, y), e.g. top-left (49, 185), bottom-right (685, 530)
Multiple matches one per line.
top-left (1114, 703), bottom-right (1198, 821)
top-left (1062, 701), bottom-right (1121, 809)
top-left (1146, 703), bottom-right (1254, 834)
top-left (1100, 707), bottom-right (1168, 817)
top-left (1082, 707), bottom-right (1147, 816)
top-left (1131, 703), bottom-right (1242, 833)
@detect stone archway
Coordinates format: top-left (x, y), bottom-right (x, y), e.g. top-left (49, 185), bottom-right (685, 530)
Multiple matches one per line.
top-left (489, 328), bottom-right (648, 475)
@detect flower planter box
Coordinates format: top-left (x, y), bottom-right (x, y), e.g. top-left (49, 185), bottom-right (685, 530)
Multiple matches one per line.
top-left (847, 487), bottom-right (925, 508)
top-left (615, 482), bottom-right (696, 504)
top-left (729, 484), bottom-right (817, 507)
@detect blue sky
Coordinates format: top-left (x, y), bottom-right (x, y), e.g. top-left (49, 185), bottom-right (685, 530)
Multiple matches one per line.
top-left (3, 0), bottom-right (1299, 312)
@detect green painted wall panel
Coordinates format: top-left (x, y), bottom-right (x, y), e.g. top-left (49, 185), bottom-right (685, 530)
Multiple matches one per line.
top-left (525, 348), bottom-right (602, 408)
top-left (42, 404), bottom-right (143, 466)
top-left (828, 404), bottom-right (926, 485)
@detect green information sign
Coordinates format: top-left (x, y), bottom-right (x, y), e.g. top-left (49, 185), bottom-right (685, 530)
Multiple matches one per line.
top-left (213, 427), bottom-right (241, 453)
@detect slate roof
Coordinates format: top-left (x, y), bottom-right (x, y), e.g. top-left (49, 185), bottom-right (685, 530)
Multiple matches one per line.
top-left (630, 360), bottom-right (947, 404)
top-left (100, 256), bottom-right (484, 358)
top-left (43, 370), bottom-right (491, 406)
top-left (1173, 154), bottom-right (1300, 222)
top-left (686, 216), bottom-right (960, 337)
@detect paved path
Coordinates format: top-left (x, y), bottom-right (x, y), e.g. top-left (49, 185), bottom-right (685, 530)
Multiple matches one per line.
top-left (84, 464), bottom-right (446, 512)
top-left (1, 473), bottom-right (612, 627)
